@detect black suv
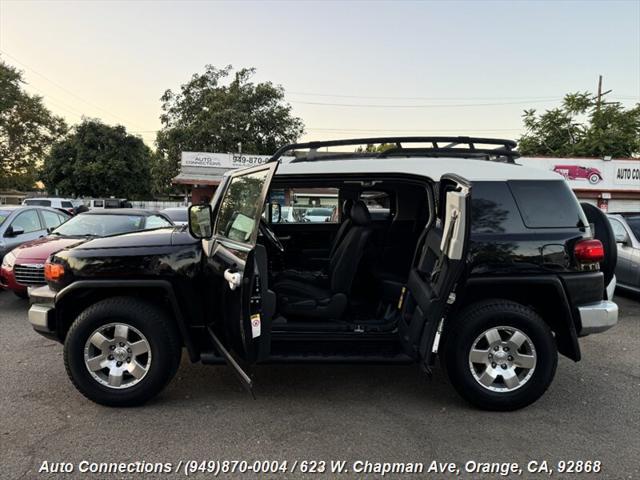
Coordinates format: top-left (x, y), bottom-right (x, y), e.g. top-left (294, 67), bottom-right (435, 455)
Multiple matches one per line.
top-left (28, 137), bottom-right (618, 411)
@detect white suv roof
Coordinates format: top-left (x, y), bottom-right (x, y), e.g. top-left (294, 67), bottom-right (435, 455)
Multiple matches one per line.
top-left (276, 156), bottom-right (563, 182)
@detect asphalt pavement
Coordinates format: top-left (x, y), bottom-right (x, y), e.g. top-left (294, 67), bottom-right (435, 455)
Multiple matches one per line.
top-left (1, 290), bottom-right (638, 479)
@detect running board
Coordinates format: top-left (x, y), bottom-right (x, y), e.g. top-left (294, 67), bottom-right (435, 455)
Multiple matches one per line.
top-left (205, 326), bottom-right (255, 398)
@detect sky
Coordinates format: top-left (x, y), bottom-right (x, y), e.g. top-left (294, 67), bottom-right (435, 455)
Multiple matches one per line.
top-left (1, 0), bottom-right (639, 148)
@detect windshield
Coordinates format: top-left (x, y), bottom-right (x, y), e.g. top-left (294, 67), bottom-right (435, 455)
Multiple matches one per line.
top-left (163, 209), bottom-right (188, 222)
top-left (24, 199), bottom-right (50, 206)
top-left (626, 216), bottom-right (640, 240)
top-left (0, 210), bottom-right (11, 227)
top-left (53, 214), bottom-right (146, 237)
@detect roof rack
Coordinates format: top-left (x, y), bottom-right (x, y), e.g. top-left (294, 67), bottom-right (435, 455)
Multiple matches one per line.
top-left (269, 136), bottom-right (520, 164)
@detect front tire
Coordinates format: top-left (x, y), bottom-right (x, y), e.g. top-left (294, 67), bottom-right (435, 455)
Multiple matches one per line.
top-left (64, 297), bottom-right (182, 407)
top-left (442, 300), bottom-right (557, 411)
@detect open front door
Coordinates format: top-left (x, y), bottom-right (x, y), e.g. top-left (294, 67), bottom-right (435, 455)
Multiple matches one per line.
top-left (398, 174), bottom-right (471, 370)
top-left (206, 162), bottom-right (278, 392)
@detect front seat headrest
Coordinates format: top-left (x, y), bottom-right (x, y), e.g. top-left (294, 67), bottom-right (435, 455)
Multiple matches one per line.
top-left (343, 199), bottom-right (354, 219)
top-left (350, 200), bottom-right (371, 226)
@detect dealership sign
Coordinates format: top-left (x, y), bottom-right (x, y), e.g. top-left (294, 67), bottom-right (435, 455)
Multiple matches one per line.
top-left (518, 157), bottom-right (640, 191)
top-left (181, 152), bottom-right (273, 169)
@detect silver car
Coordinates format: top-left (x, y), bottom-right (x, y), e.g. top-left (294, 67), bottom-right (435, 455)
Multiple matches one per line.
top-left (0, 206), bottom-right (71, 262)
top-left (608, 213), bottom-right (640, 294)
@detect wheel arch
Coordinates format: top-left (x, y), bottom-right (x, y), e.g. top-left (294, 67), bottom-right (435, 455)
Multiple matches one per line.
top-left (455, 276), bottom-right (581, 361)
top-left (54, 280), bottom-right (199, 362)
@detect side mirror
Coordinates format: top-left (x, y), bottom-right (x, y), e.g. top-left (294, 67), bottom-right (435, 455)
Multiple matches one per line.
top-left (5, 226), bottom-right (25, 237)
top-left (270, 202), bottom-right (282, 223)
top-left (188, 204), bottom-right (213, 239)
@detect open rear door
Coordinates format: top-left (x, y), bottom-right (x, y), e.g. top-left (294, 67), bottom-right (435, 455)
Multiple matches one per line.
top-left (398, 174), bottom-right (471, 370)
top-left (205, 162), bottom-right (278, 393)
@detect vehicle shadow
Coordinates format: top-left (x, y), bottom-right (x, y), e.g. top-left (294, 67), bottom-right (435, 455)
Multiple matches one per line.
top-left (158, 356), bottom-right (466, 410)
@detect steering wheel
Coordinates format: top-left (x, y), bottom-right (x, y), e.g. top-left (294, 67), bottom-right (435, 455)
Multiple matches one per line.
top-left (259, 219), bottom-right (285, 252)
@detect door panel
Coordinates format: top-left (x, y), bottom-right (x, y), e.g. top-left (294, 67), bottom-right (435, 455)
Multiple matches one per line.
top-left (398, 175), bottom-right (471, 368)
top-left (207, 163), bottom-right (278, 370)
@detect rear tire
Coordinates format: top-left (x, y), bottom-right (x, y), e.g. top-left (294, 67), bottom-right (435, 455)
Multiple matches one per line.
top-left (64, 297), bottom-right (182, 407)
top-left (442, 299), bottom-right (557, 411)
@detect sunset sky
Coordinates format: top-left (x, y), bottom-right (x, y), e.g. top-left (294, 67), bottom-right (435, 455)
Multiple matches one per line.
top-left (1, 0), bottom-right (638, 148)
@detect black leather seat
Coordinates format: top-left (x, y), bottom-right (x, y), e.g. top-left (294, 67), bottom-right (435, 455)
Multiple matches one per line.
top-left (273, 201), bottom-right (373, 320)
top-left (274, 199), bottom-right (354, 286)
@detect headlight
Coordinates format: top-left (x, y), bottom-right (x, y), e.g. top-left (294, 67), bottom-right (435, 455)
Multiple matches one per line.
top-left (1, 251), bottom-right (16, 269)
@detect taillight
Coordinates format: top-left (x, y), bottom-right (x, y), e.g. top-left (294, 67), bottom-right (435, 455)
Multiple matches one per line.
top-left (44, 261), bottom-right (65, 281)
top-left (574, 239), bottom-right (604, 263)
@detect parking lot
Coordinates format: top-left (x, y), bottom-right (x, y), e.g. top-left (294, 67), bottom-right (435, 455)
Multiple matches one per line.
top-left (1, 291), bottom-right (638, 479)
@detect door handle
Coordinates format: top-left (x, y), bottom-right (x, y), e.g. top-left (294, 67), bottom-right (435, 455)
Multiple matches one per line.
top-left (224, 269), bottom-right (242, 291)
top-left (278, 236), bottom-right (292, 241)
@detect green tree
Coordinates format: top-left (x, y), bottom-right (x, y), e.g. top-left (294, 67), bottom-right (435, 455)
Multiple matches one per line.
top-left (0, 60), bottom-right (67, 190)
top-left (154, 65), bottom-right (305, 192)
top-left (519, 92), bottom-right (640, 157)
top-left (43, 119), bottom-right (153, 198)
top-left (355, 143), bottom-right (396, 153)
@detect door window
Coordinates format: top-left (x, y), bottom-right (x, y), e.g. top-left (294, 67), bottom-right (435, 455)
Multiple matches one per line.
top-left (214, 169), bottom-right (271, 243)
top-left (41, 210), bottom-right (65, 229)
top-left (270, 187), bottom-right (339, 223)
top-left (11, 210), bottom-right (42, 233)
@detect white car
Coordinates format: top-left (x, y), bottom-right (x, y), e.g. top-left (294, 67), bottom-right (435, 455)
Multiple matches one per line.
top-left (22, 198), bottom-right (83, 216)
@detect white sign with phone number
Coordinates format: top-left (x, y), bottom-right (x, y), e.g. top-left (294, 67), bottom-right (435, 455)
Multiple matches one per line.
top-left (182, 152), bottom-right (294, 170)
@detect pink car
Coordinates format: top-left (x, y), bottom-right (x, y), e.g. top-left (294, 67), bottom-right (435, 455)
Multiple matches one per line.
top-left (553, 165), bottom-right (603, 184)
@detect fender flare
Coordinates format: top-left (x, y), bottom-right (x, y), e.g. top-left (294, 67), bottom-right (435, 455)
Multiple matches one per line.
top-left (55, 279), bottom-right (198, 362)
top-left (461, 276), bottom-right (581, 361)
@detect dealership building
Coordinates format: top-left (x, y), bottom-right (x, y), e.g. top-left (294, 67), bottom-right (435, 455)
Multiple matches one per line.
top-left (174, 152), bottom-right (639, 212)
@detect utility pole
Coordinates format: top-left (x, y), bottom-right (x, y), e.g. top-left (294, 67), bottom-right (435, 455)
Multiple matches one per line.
top-left (595, 75), bottom-right (613, 112)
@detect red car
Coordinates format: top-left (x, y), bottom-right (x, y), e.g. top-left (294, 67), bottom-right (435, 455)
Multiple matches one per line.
top-left (0, 209), bottom-right (173, 298)
top-left (553, 164), bottom-right (603, 184)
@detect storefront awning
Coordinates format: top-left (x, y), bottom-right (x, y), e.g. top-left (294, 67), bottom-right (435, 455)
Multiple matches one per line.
top-left (172, 173), bottom-right (222, 186)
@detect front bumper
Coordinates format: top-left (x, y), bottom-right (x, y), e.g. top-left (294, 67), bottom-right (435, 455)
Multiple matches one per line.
top-left (0, 264), bottom-right (28, 295)
top-left (578, 300), bottom-right (618, 336)
top-left (28, 285), bottom-right (57, 336)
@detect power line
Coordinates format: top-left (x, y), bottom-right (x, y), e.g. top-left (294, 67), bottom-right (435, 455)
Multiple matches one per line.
top-left (289, 91), bottom-right (639, 101)
top-left (0, 49), bottom-right (146, 129)
top-left (290, 99), bottom-right (563, 108)
top-left (289, 91), bottom-right (560, 101)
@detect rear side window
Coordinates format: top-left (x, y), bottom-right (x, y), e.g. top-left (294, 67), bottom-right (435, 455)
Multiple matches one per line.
top-left (61, 201), bottom-right (73, 208)
top-left (508, 180), bottom-right (586, 229)
top-left (93, 200), bottom-right (104, 208)
top-left (471, 182), bottom-right (522, 234)
top-left (359, 190), bottom-right (393, 221)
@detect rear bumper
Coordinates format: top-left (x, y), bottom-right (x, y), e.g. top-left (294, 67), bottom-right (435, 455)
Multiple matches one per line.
top-left (577, 300), bottom-right (618, 336)
top-left (28, 285), bottom-right (57, 337)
